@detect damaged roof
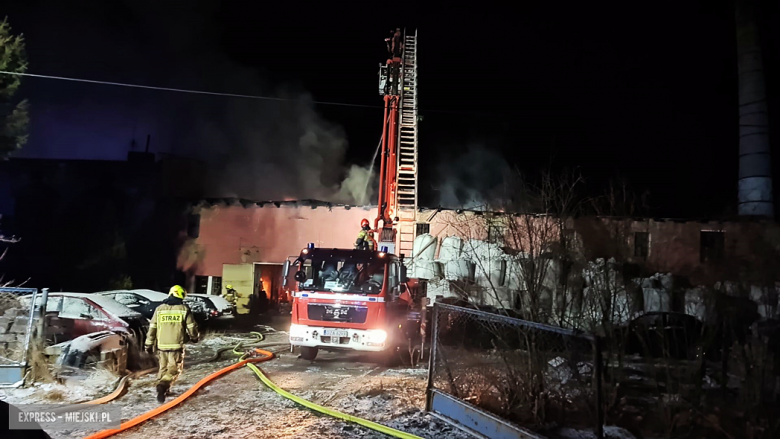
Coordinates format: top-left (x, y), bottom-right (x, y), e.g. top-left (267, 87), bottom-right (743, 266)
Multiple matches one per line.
top-left (193, 198), bottom-right (376, 210)
top-left (190, 198), bottom-right (776, 225)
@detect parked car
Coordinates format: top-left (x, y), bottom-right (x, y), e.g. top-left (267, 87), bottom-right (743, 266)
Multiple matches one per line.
top-left (97, 289), bottom-right (168, 320)
top-left (21, 292), bottom-right (149, 346)
top-left (184, 294), bottom-right (235, 324)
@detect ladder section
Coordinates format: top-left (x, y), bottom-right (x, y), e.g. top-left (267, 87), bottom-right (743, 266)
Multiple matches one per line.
top-left (397, 30), bottom-right (418, 210)
top-left (396, 29), bottom-right (418, 258)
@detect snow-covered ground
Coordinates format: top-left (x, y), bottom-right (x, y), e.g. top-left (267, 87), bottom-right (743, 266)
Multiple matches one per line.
top-left (1, 330), bottom-right (468, 439)
top-left (0, 368), bottom-right (119, 406)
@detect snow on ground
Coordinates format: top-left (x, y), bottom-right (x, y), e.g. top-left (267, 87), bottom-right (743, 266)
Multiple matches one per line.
top-left (0, 368), bottom-right (118, 405)
top-left (2, 329), bottom-right (462, 439)
top-left (379, 367), bottom-right (428, 377)
top-left (551, 426), bottom-right (637, 439)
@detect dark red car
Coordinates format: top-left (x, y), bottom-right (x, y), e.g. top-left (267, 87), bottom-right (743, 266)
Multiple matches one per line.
top-left (23, 292), bottom-right (149, 345)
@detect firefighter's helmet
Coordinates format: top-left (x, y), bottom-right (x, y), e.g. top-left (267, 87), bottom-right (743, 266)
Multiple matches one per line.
top-left (226, 284), bottom-right (233, 290)
top-left (169, 285), bottom-right (187, 299)
top-left (361, 218), bottom-right (370, 228)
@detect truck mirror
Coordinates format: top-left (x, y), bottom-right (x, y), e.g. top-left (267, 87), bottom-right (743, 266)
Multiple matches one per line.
top-left (294, 270), bottom-right (307, 282)
top-left (283, 260), bottom-right (290, 287)
top-left (400, 264), bottom-right (409, 283)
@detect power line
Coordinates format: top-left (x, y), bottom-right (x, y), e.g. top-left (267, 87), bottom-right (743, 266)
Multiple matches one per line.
top-left (0, 70), bottom-right (501, 117)
top-left (0, 70), bottom-right (380, 109)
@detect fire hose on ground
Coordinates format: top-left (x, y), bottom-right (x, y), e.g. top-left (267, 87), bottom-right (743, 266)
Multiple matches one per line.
top-left (80, 331), bottom-right (423, 439)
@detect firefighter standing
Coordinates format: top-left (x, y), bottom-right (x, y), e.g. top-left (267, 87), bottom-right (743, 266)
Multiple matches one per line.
top-left (234, 287), bottom-right (252, 325)
top-left (387, 28), bottom-right (402, 57)
top-left (222, 284), bottom-right (237, 306)
top-left (145, 285), bottom-right (199, 403)
top-left (355, 218), bottom-right (376, 251)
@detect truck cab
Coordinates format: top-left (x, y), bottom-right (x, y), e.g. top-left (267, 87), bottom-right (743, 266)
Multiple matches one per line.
top-left (285, 244), bottom-right (413, 361)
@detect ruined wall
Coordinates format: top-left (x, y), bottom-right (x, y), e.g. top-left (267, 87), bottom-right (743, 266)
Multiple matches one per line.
top-left (179, 202), bottom-right (780, 310)
top-left (573, 217), bottom-right (780, 283)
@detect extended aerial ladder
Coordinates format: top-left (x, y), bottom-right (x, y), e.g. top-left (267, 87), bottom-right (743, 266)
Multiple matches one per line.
top-left (284, 29), bottom-right (426, 366)
top-left (376, 28), bottom-right (419, 257)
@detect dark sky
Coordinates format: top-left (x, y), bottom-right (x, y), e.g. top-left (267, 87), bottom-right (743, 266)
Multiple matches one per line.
top-left (2, 1), bottom-right (779, 217)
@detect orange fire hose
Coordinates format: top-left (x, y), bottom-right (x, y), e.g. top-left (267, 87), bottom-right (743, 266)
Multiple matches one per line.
top-left (49, 368), bottom-right (157, 415)
top-left (81, 349), bottom-right (275, 439)
top-left (83, 368), bottom-right (156, 405)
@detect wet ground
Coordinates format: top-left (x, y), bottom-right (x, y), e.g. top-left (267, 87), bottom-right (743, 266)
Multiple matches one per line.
top-left (2, 317), bottom-right (469, 439)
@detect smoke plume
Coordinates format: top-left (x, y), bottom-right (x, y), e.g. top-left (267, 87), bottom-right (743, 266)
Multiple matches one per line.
top-left (18, 2), bottom-right (376, 205)
top-left (128, 3), bottom-right (376, 204)
top-left (435, 145), bottom-right (512, 210)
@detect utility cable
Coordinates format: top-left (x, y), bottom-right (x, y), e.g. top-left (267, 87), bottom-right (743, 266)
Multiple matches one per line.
top-left (0, 71), bottom-right (378, 109)
top-left (0, 70), bottom-right (490, 116)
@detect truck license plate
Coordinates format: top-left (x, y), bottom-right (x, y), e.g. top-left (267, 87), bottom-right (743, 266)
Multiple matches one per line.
top-left (323, 329), bottom-right (348, 338)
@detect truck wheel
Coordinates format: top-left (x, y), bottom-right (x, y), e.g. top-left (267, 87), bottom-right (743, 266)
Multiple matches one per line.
top-left (300, 347), bottom-right (318, 361)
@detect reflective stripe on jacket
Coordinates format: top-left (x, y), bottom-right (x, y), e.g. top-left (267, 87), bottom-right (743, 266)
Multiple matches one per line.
top-left (355, 230), bottom-right (375, 250)
top-left (145, 302), bottom-right (198, 351)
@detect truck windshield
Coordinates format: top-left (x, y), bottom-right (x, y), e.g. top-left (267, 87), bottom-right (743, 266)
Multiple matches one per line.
top-left (301, 256), bottom-right (385, 294)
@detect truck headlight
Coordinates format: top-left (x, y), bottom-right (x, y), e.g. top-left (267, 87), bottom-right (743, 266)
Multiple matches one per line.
top-left (289, 323), bottom-right (307, 337)
top-left (368, 329), bottom-right (387, 343)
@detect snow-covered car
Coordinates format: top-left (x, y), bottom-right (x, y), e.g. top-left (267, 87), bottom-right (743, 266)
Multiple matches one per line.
top-left (21, 292), bottom-right (149, 345)
top-left (185, 294), bottom-right (235, 323)
top-left (96, 289), bottom-right (168, 320)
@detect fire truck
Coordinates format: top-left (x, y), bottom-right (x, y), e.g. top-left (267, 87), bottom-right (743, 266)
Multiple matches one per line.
top-left (283, 28), bottom-right (425, 365)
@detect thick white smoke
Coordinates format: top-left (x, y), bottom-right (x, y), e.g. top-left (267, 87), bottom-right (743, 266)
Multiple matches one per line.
top-left (183, 86), bottom-right (376, 204)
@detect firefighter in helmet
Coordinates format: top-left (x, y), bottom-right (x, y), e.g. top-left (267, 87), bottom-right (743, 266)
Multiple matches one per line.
top-left (355, 218), bottom-right (375, 251)
top-left (222, 284), bottom-right (237, 306)
top-left (388, 28), bottom-right (402, 58)
top-left (145, 285), bottom-right (199, 403)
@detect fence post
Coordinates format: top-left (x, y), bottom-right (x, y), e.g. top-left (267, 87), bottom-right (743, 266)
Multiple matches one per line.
top-left (34, 288), bottom-right (49, 350)
top-left (593, 335), bottom-right (604, 439)
top-left (425, 302), bottom-right (439, 412)
top-left (21, 289), bottom-right (38, 369)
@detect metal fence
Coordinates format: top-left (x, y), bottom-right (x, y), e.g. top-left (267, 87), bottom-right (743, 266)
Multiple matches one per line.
top-left (0, 288), bottom-right (47, 387)
top-left (426, 303), bottom-right (603, 438)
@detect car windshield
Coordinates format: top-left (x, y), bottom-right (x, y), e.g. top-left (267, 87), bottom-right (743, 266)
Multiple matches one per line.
top-left (301, 256), bottom-right (386, 294)
top-left (85, 295), bottom-right (142, 318)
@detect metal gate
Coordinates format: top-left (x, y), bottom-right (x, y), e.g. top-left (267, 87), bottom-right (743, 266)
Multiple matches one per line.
top-left (425, 303), bottom-right (603, 438)
top-left (0, 287), bottom-right (48, 387)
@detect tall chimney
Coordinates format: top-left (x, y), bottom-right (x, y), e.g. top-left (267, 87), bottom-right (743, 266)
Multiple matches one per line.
top-left (736, 0), bottom-right (773, 217)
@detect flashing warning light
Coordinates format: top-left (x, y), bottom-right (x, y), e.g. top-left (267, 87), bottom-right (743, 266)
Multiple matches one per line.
top-left (308, 243), bottom-right (315, 249)
top-left (302, 248), bottom-right (309, 254)
top-left (380, 246), bottom-right (388, 253)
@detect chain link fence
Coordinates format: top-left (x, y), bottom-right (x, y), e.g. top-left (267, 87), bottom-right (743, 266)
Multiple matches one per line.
top-left (427, 302), bottom-right (603, 437)
top-left (0, 288), bottom-right (43, 387)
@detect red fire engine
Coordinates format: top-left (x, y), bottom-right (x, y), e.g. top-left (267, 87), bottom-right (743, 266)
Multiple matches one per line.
top-left (283, 28), bottom-right (424, 364)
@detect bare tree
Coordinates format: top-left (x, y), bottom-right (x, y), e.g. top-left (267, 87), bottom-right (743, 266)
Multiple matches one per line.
top-left (436, 168), bottom-right (588, 322)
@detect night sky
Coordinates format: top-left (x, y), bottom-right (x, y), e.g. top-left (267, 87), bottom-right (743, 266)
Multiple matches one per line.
top-left (2, 1), bottom-right (779, 217)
